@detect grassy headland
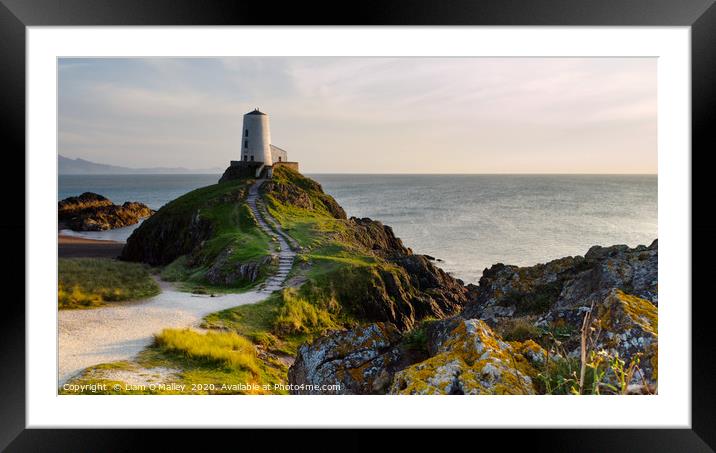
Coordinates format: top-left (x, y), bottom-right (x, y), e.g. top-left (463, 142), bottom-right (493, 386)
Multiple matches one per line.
top-left (121, 177), bottom-right (274, 291)
top-left (65, 166), bottom-right (466, 393)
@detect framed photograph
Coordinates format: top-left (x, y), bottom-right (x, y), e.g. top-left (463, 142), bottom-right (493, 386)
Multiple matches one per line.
top-left (3, 0), bottom-right (714, 449)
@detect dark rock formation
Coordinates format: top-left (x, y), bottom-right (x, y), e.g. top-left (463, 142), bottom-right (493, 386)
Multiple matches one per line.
top-left (291, 241), bottom-right (658, 394)
top-left (58, 192), bottom-right (153, 231)
top-left (219, 163), bottom-right (262, 183)
top-left (121, 206), bottom-right (214, 266)
top-left (121, 182), bottom-right (251, 266)
top-left (328, 216), bottom-right (469, 330)
top-left (459, 240), bottom-right (659, 388)
top-left (462, 240), bottom-right (658, 324)
top-left (58, 192), bottom-right (113, 218)
top-left (288, 322), bottom-right (405, 394)
top-left (346, 217), bottom-right (412, 257)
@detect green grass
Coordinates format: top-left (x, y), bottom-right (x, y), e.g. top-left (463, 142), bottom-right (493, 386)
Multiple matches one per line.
top-left (138, 177), bottom-right (274, 288)
top-left (154, 328), bottom-right (260, 374)
top-left (536, 355), bottom-right (583, 395)
top-left (203, 292), bottom-right (319, 357)
top-left (160, 255), bottom-right (257, 294)
top-left (195, 202), bottom-right (272, 265)
top-left (273, 288), bottom-right (340, 336)
top-left (265, 193), bottom-right (346, 249)
top-left (58, 258), bottom-right (160, 309)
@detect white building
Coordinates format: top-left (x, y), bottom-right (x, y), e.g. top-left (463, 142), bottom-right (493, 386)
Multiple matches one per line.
top-left (270, 144), bottom-right (288, 163)
top-left (223, 108), bottom-right (298, 181)
top-left (241, 108), bottom-right (273, 166)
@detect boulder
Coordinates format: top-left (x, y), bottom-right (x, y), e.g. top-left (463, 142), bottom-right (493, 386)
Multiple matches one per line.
top-left (389, 319), bottom-right (545, 395)
top-left (288, 322), bottom-right (404, 394)
top-left (588, 289), bottom-right (658, 388)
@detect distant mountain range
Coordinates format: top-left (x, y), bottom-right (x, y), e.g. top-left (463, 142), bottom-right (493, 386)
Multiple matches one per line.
top-left (59, 155), bottom-right (222, 175)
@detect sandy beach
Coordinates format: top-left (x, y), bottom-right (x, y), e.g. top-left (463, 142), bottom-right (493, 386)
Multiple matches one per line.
top-left (59, 234), bottom-right (125, 259)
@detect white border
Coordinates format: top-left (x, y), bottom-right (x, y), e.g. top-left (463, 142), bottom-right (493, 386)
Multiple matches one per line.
top-left (27, 27), bottom-right (690, 428)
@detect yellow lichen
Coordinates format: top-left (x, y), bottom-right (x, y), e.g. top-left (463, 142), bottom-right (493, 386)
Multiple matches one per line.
top-left (615, 290), bottom-right (658, 336)
top-left (390, 320), bottom-right (544, 395)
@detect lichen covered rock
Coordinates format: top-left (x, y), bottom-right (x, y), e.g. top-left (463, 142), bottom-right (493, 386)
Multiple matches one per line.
top-left (389, 319), bottom-right (545, 395)
top-left (288, 322), bottom-right (404, 394)
top-left (589, 289), bottom-right (658, 386)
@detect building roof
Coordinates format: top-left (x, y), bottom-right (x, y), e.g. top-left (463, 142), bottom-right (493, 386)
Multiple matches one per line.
top-left (246, 108), bottom-right (266, 116)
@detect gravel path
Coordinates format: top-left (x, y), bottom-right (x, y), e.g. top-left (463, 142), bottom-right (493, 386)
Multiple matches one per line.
top-left (59, 179), bottom-right (300, 386)
top-left (58, 280), bottom-right (266, 385)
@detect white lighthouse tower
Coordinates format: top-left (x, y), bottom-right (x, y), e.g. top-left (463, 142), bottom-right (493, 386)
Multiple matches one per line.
top-left (220, 108), bottom-right (298, 182)
top-left (241, 108), bottom-right (273, 167)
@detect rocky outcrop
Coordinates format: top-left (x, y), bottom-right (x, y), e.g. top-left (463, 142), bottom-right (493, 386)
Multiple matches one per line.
top-left (58, 192), bottom-right (113, 217)
top-left (121, 209), bottom-right (214, 266)
top-left (390, 319), bottom-right (545, 394)
top-left (59, 192), bottom-right (153, 231)
top-left (329, 217), bottom-right (468, 330)
top-left (323, 256), bottom-right (467, 331)
top-left (288, 317), bottom-right (546, 395)
top-left (288, 322), bottom-right (404, 394)
top-left (463, 240), bottom-right (658, 326)
top-left (586, 289), bottom-right (658, 388)
top-left (345, 217), bottom-right (412, 257)
top-left (264, 166), bottom-right (469, 330)
top-left (121, 182), bottom-right (250, 266)
top-left (289, 241), bottom-right (658, 395)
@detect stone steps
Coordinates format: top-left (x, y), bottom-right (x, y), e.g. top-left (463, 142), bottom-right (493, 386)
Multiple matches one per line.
top-left (246, 179), bottom-right (299, 295)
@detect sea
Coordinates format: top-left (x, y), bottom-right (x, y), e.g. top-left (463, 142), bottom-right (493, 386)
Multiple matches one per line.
top-left (59, 174), bottom-right (657, 284)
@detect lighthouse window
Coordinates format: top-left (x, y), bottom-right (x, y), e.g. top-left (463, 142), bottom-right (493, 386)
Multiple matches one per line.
top-left (243, 155), bottom-right (247, 161)
top-left (250, 155), bottom-right (254, 161)
top-left (244, 129), bottom-right (249, 137)
top-left (244, 141), bottom-right (248, 148)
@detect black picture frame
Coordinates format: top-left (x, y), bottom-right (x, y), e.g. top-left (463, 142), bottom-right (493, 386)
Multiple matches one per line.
top-left (2, 0), bottom-right (713, 450)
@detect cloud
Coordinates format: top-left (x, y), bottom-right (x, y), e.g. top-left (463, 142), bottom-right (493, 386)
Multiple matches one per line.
top-left (58, 57), bottom-right (656, 173)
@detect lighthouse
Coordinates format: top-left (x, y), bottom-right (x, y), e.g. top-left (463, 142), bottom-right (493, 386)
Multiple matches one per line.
top-left (220, 108), bottom-right (299, 182)
top-left (241, 108), bottom-right (273, 166)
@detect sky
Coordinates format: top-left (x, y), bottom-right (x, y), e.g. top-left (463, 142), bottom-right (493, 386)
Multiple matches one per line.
top-left (58, 57), bottom-right (657, 174)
